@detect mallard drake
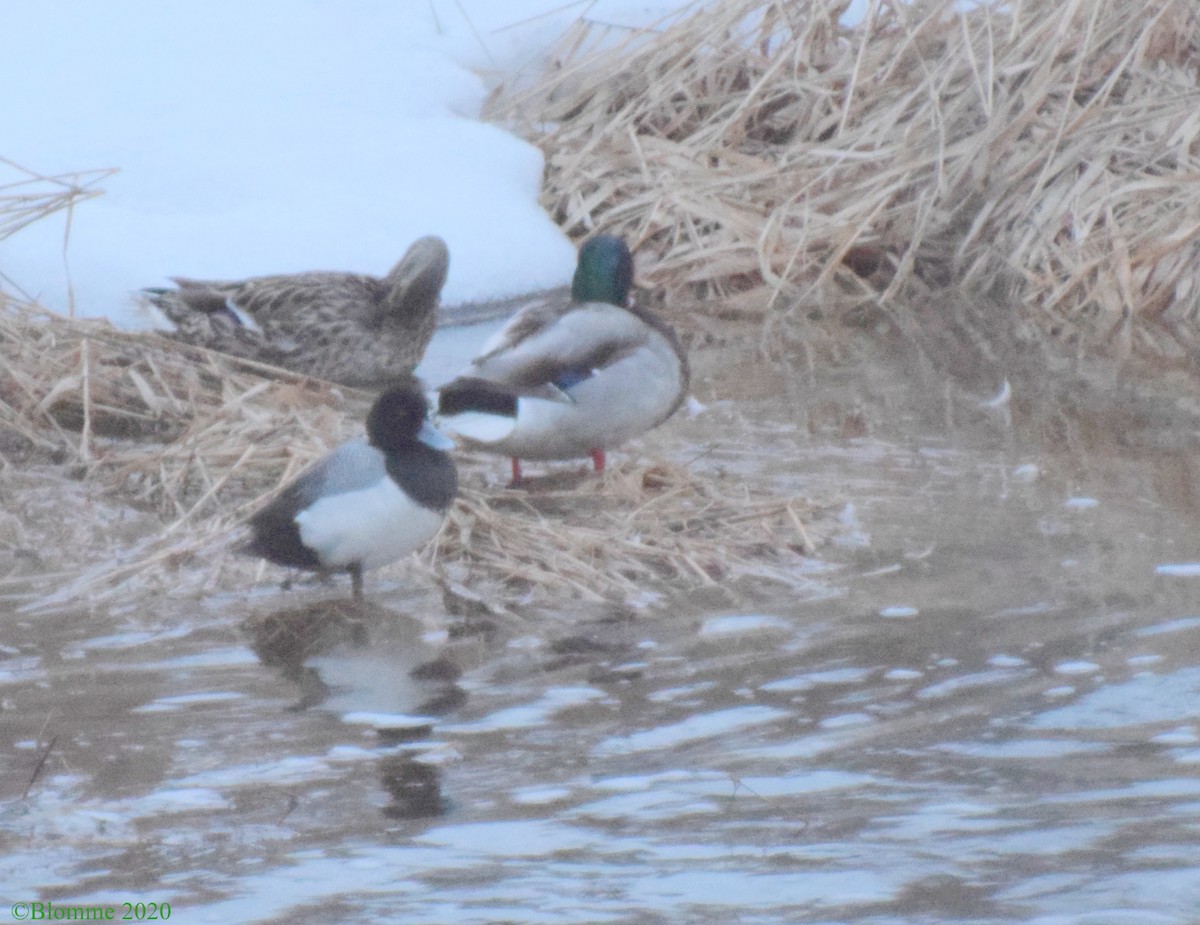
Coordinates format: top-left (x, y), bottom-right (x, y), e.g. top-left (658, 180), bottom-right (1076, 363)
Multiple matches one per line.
top-left (436, 235), bottom-right (688, 483)
top-left (244, 377), bottom-right (457, 600)
top-left (145, 236), bottom-right (449, 387)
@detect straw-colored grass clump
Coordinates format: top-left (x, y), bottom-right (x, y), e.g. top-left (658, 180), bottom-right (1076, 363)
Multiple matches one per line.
top-left (0, 301), bottom-right (820, 612)
top-left (501, 0), bottom-right (1200, 361)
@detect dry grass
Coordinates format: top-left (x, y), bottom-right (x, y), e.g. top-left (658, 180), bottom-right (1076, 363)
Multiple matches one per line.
top-left (0, 302), bottom-right (823, 613)
top-left (433, 460), bottom-right (821, 617)
top-left (1, 161), bottom-right (117, 308)
top-left (497, 0), bottom-right (1200, 360)
top-left (0, 160), bottom-right (115, 243)
top-left (0, 303), bottom-right (360, 606)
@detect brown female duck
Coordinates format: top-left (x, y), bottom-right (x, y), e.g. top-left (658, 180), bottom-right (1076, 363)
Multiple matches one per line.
top-left (145, 236), bottom-right (448, 386)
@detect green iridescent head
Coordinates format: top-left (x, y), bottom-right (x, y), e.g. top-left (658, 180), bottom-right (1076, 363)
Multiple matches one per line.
top-left (571, 235), bottom-right (633, 306)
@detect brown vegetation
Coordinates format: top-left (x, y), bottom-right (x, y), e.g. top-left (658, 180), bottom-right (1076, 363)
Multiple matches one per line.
top-left (499, 0), bottom-right (1200, 361)
top-left (0, 302), bottom-right (821, 611)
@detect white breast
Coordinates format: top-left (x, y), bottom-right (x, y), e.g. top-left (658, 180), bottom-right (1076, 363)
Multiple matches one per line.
top-left (295, 478), bottom-right (444, 571)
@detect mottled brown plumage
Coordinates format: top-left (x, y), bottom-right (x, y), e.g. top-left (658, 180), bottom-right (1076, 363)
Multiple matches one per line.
top-left (146, 236), bottom-right (448, 386)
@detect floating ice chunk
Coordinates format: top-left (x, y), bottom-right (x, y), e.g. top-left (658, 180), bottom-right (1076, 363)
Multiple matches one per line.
top-left (818, 712), bottom-right (873, 729)
top-left (761, 667), bottom-right (873, 692)
top-left (594, 705), bottom-right (789, 756)
top-left (1043, 685), bottom-right (1076, 698)
top-left (133, 691), bottom-right (244, 712)
top-left (1155, 563), bottom-right (1200, 577)
top-left (341, 712), bottom-right (435, 730)
top-left (1135, 616), bottom-right (1200, 636)
top-left (1054, 660), bottom-right (1100, 675)
top-left (699, 614), bottom-right (790, 636)
top-left (512, 786), bottom-right (573, 805)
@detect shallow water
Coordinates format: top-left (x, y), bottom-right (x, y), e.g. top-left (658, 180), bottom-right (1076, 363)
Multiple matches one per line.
top-left (3, 330), bottom-right (1200, 924)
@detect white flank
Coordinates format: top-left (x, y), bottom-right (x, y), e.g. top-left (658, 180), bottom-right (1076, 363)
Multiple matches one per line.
top-left (439, 410), bottom-right (517, 445)
top-left (295, 478), bottom-right (444, 571)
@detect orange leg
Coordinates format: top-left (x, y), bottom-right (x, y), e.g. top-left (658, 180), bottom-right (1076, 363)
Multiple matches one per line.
top-left (510, 457), bottom-right (523, 485)
top-left (590, 448), bottom-right (606, 473)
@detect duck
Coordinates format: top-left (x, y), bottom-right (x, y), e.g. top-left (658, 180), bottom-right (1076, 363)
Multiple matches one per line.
top-left (243, 377), bottom-right (457, 600)
top-left (436, 234), bottom-right (688, 484)
top-left (145, 236), bottom-right (449, 387)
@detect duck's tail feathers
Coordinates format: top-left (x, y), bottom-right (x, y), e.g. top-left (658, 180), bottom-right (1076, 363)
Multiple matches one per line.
top-left (143, 282), bottom-right (262, 334)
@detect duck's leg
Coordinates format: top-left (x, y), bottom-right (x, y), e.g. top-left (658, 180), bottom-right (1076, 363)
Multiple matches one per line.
top-left (349, 564), bottom-right (364, 601)
top-left (509, 457), bottom-right (523, 486)
top-left (589, 448), bottom-right (606, 473)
